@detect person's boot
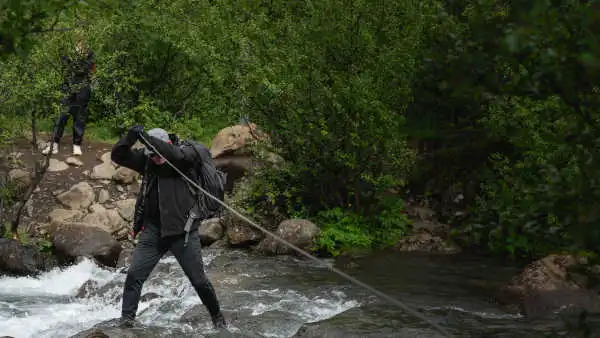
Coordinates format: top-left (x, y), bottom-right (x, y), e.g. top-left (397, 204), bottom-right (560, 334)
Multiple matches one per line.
top-left (211, 312), bottom-right (227, 329)
top-left (118, 317), bottom-right (135, 328)
top-left (42, 142), bottom-right (59, 155)
top-left (72, 144), bottom-right (82, 156)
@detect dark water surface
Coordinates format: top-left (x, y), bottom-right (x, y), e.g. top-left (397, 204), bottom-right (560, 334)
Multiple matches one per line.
top-left (0, 248), bottom-right (596, 337)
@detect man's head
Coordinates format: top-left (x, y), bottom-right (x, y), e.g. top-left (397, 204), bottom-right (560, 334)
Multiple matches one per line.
top-left (144, 128), bottom-right (170, 165)
top-left (75, 37), bottom-right (86, 55)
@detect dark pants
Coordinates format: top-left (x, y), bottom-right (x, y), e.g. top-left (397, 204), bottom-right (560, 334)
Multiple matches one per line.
top-left (121, 223), bottom-right (223, 322)
top-left (53, 86), bottom-right (91, 145)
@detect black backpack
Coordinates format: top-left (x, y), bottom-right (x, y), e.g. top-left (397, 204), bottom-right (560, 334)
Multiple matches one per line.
top-left (179, 139), bottom-right (227, 219)
top-left (131, 139), bottom-right (227, 239)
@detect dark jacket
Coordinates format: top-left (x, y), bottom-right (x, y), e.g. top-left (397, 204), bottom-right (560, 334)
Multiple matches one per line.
top-left (61, 50), bottom-right (95, 95)
top-left (110, 129), bottom-right (201, 238)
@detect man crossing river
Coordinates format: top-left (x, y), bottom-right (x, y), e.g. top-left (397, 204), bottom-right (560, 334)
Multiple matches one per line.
top-left (110, 125), bottom-right (227, 329)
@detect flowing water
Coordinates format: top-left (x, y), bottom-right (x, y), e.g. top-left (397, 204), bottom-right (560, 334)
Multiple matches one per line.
top-left (0, 248), bottom-right (595, 337)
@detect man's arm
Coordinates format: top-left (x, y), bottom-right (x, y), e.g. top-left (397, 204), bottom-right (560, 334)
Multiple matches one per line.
top-left (111, 128), bottom-right (147, 173)
top-left (139, 133), bottom-right (200, 170)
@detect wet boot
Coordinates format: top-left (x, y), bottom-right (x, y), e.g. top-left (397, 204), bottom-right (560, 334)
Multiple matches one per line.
top-left (211, 312), bottom-right (227, 329)
top-left (118, 317), bottom-right (135, 328)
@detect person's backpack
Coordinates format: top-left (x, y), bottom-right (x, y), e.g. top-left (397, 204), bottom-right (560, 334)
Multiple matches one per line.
top-left (179, 140), bottom-right (227, 219)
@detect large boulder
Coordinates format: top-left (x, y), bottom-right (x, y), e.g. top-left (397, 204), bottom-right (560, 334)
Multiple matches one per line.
top-left (47, 208), bottom-right (84, 224)
top-left (210, 123), bottom-right (283, 192)
top-left (198, 218), bottom-right (224, 246)
top-left (213, 155), bottom-right (254, 192)
top-left (256, 219), bottom-right (320, 255)
top-left (49, 222), bottom-right (123, 267)
top-left (496, 254), bottom-right (600, 317)
top-left (115, 199), bottom-right (136, 222)
top-left (224, 214), bottom-right (264, 247)
top-left (210, 123), bottom-right (264, 158)
top-left (0, 238), bottom-right (56, 276)
top-left (82, 204), bottom-right (128, 235)
top-left (56, 182), bottom-right (95, 210)
top-left (91, 162), bottom-right (117, 180)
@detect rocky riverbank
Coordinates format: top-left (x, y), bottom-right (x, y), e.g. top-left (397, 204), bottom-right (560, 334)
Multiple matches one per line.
top-left (1, 124), bottom-right (600, 332)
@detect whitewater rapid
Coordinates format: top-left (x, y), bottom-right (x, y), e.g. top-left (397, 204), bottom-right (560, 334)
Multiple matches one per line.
top-left (0, 251), bottom-right (359, 338)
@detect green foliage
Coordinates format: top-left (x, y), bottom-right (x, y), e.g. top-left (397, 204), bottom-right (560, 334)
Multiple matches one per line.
top-left (439, 0), bottom-right (600, 258)
top-left (1, 226), bottom-right (53, 252)
top-left (314, 198), bottom-right (411, 257)
top-left (3, 0), bottom-right (600, 259)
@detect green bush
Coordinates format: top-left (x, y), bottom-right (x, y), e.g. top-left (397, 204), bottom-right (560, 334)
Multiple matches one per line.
top-left (314, 197), bottom-right (411, 257)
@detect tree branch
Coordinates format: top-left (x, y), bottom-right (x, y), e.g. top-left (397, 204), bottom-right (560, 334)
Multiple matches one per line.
top-left (10, 108), bottom-right (54, 239)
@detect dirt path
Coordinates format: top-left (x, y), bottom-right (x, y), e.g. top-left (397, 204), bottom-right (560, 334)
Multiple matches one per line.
top-left (5, 134), bottom-right (139, 232)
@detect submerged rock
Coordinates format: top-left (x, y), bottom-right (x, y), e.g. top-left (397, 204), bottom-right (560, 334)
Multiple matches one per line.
top-left (496, 254), bottom-right (600, 318)
top-left (69, 318), bottom-right (187, 338)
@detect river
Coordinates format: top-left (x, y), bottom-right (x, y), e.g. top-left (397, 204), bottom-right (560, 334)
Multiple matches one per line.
top-left (0, 248), bottom-right (593, 337)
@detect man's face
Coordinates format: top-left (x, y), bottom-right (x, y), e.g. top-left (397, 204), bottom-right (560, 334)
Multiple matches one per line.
top-left (149, 154), bottom-right (166, 165)
top-left (75, 40), bottom-right (85, 55)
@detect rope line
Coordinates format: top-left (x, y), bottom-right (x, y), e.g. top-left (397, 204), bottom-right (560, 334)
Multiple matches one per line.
top-left (138, 133), bottom-right (453, 338)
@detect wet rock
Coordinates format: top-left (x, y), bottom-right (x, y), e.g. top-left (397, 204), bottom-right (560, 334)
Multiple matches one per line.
top-left (57, 182), bottom-right (95, 210)
top-left (91, 163), bottom-right (117, 180)
top-left (208, 239), bottom-right (228, 249)
top-left (140, 292), bottom-right (161, 302)
top-left (395, 233), bottom-right (461, 254)
top-left (69, 318), bottom-right (186, 338)
top-left (50, 222), bottom-right (123, 267)
top-left (76, 280), bottom-right (100, 298)
top-left (82, 204), bottom-right (127, 235)
top-left (115, 199), bottom-right (136, 222)
top-left (198, 218), bottom-right (223, 245)
top-left (256, 219), bottom-right (320, 255)
top-left (48, 208), bottom-right (84, 224)
top-left (521, 288), bottom-right (600, 319)
top-left (116, 247), bottom-right (134, 269)
top-left (496, 254), bottom-right (600, 317)
top-left (65, 157), bottom-right (84, 167)
top-left (179, 304), bottom-right (205, 323)
top-left (113, 167), bottom-right (138, 185)
top-left (0, 238), bottom-right (57, 276)
top-left (47, 158), bottom-right (69, 172)
top-left (224, 214), bottom-right (264, 247)
top-left (179, 306), bottom-right (236, 325)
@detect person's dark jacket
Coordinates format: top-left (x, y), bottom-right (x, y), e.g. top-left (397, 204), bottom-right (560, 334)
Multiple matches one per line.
top-left (61, 50), bottom-right (95, 95)
top-left (111, 129), bottom-right (201, 238)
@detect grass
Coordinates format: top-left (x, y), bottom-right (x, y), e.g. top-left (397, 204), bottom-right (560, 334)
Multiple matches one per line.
top-left (0, 114), bottom-right (226, 148)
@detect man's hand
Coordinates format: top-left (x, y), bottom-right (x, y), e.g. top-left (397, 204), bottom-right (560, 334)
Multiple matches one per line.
top-left (129, 125), bottom-right (144, 137)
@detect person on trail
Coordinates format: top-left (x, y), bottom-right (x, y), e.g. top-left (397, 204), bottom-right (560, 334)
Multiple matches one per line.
top-left (42, 38), bottom-right (95, 156)
top-left (110, 125), bottom-right (227, 329)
